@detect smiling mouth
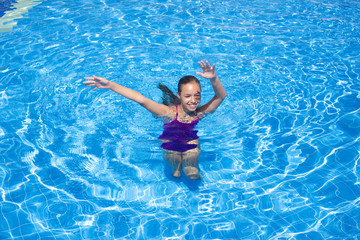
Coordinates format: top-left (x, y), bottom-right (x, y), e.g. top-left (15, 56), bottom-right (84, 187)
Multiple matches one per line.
top-left (189, 103), bottom-right (198, 108)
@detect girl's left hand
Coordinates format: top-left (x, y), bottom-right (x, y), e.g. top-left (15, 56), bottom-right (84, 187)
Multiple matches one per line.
top-left (196, 61), bottom-right (217, 80)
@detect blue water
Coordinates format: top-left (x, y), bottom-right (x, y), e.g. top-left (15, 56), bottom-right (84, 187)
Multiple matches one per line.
top-left (1, 0), bottom-right (360, 239)
top-left (0, 0), bottom-right (15, 18)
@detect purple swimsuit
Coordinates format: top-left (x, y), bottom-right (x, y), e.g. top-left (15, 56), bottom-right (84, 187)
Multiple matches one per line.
top-left (159, 106), bottom-right (200, 152)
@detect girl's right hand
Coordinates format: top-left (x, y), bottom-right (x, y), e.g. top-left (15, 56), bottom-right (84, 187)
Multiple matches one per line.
top-left (84, 75), bottom-right (111, 90)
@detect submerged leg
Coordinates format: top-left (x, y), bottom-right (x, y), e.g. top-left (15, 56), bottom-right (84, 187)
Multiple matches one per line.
top-left (163, 150), bottom-right (182, 178)
top-left (182, 147), bottom-right (201, 180)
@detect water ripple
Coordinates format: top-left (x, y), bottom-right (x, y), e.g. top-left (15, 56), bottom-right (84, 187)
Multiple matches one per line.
top-left (1, 0), bottom-right (360, 239)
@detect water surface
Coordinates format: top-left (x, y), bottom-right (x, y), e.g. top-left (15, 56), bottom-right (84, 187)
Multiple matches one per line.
top-left (0, 0), bottom-right (360, 239)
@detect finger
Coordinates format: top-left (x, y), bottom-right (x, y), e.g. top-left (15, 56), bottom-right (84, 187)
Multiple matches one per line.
top-left (199, 61), bottom-right (205, 68)
top-left (92, 87), bottom-right (98, 90)
top-left (91, 75), bottom-right (100, 81)
top-left (93, 75), bottom-right (106, 83)
top-left (206, 61), bottom-right (211, 67)
top-left (83, 81), bottom-right (94, 85)
top-left (85, 77), bottom-right (94, 80)
top-left (196, 72), bottom-right (203, 77)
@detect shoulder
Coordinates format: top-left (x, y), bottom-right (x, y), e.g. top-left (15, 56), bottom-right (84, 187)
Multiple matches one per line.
top-left (161, 105), bottom-right (177, 122)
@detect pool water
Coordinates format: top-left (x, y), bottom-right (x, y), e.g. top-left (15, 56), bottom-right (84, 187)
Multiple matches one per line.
top-left (1, 0), bottom-right (360, 239)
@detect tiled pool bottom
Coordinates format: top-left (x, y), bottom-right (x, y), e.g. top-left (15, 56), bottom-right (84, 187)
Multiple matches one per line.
top-left (1, 0), bottom-right (360, 239)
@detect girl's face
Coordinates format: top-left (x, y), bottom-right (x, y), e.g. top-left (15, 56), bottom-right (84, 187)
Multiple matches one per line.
top-left (177, 82), bottom-right (201, 113)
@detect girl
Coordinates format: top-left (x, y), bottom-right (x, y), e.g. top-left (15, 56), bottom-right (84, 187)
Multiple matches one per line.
top-left (84, 61), bottom-right (227, 180)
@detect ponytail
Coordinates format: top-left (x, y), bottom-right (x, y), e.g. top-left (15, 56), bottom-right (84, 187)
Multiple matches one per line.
top-left (157, 82), bottom-right (180, 106)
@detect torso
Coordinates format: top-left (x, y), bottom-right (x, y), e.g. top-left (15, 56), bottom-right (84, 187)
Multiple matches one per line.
top-left (163, 105), bottom-right (202, 124)
top-left (159, 105), bottom-right (201, 152)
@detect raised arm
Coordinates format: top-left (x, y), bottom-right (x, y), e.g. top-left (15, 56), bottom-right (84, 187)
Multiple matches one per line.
top-left (196, 61), bottom-right (227, 114)
top-left (84, 76), bottom-right (170, 117)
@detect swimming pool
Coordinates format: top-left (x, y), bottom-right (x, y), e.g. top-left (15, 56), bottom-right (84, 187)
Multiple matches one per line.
top-left (1, 0), bottom-right (360, 239)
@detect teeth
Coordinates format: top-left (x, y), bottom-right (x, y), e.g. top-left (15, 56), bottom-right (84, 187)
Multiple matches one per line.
top-left (188, 103), bottom-right (197, 108)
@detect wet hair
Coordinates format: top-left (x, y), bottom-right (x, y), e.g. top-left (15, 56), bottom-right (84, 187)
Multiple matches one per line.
top-left (158, 75), bottom-right (201, 106)
top-left (177, 75), bottom-right (201, 93)
top-left (158, 82), bottom-right (181, 106)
